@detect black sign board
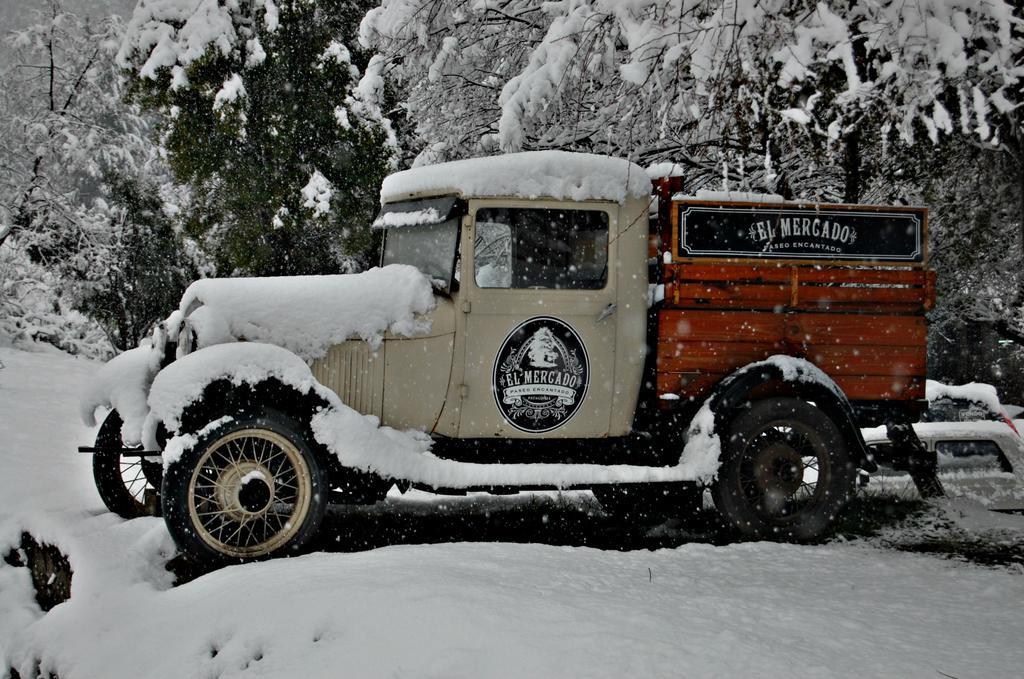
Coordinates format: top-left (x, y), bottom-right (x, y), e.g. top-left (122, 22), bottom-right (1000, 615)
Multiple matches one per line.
top-left (493, 317), bottom-right (589, 433)
top-left (676, 203), bottom-right (924, 262)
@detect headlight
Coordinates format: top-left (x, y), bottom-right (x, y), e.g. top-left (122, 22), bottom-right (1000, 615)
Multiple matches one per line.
top-left (177, 316), bottom-right (197, 359)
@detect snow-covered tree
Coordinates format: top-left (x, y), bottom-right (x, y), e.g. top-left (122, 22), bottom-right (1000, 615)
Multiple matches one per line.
top-left (0, 3), bottom-right (182, 356)
top-left (0, 6), bottom-right (153, 258)
top-left (119, 0), bottom-right (397, 276)
top-left (0, 243), bottom-right (112, 357)
top-left (361, 1), bottom-right (821, 184)
top-left (364, 0), bottom-right (1024, 351)
top-left (73, 171), bottom-right (198, 350)
top-left (361, 1), bottom-right (1022, 196)
top-left (0, 3), bottom-right (199, 356)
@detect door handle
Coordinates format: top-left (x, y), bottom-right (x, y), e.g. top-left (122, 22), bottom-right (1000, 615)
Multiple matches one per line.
top-left (597, 303), bottom-right (617, 322)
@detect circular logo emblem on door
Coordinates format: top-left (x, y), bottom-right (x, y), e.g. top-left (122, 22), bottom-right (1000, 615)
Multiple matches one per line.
top-left (493, 317), bottom-right (589, 433)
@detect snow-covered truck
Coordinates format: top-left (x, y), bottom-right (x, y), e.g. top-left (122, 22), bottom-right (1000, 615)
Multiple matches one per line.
top-left (79, 151), bottom-right (936, 564)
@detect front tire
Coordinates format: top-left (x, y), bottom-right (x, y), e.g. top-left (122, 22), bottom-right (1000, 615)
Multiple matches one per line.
top-left (92, 410), bottom-right (162, 519)
top-left (712, 397), bottom-right (855, 542)
top-left (161, 409), bottom-right (329, 564)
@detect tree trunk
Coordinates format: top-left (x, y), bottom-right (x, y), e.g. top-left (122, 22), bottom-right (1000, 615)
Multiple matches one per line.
top-left (843, 126), bottom-right (861, 204)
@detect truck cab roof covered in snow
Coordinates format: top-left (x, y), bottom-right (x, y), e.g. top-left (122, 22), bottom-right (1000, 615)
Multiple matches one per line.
top-left (379, 151), bottom-right (651, 204)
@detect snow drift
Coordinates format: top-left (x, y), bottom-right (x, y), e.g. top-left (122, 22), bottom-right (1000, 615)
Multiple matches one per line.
top-left (7, 346), bottom-right (1024, 679)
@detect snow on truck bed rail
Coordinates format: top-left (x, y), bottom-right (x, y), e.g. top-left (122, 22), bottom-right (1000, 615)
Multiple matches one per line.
top-left (380, 151), bottom-right (651, 204)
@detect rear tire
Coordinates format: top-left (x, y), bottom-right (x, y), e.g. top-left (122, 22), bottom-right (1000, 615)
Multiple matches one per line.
top-left (161, 408), bottom-right (329, 565)
top-left (712, 397), bottom-right (855, 542)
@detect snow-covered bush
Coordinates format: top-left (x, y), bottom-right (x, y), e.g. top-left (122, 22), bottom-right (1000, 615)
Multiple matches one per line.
top-left (0, 241), bottom-right (112, 360)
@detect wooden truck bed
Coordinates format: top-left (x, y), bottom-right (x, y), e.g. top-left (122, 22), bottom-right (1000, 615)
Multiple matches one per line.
top-left (651, 187), bottom-right (934, 406)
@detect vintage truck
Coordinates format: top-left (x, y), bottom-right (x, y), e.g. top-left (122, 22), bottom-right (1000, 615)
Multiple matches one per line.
top-left (79, 151), bottom-right (937, 564)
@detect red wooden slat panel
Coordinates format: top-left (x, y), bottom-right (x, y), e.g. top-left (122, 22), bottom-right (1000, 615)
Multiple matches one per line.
top-left (657, 372), bottom-right (925, 402)
top-left (670, 263), bottom-right (927, 286)
top-left (656, 344), bottom-right (924, 376)
top-left (668, 282), bottom-right (927, 306)
top-left (658, 310), bottom-right (926, 346)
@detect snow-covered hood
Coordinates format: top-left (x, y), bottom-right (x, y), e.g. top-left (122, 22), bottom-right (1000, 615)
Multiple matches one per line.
top-left (79, 264), bottom-right (437, 440)
top-left (173, 264), bottom-right (436, 360)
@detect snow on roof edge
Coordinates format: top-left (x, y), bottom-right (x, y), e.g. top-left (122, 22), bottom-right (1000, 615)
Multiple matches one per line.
top-left (380, 151), bottom-right (651, 205)
top-left (926, 380), bottom-right (1004, 413)
top-left (678, 190), bottom-right (785, 203)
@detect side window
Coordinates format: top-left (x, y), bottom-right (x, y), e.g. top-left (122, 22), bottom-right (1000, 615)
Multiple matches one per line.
top-left (474, 220), bottom-right (512, 288)
top-left (934, 440), bottom-right (1012, 472)
top-left (474, 208), bottom-right (608, 290)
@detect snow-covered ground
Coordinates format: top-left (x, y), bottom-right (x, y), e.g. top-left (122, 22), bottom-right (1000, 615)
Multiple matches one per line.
top-left (2, 345), bottom-right (1024, 678)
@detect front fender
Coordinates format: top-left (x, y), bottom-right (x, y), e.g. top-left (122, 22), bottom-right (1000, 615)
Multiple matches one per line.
top-left (78, 345), bottom-right (160, 444)
top-left (147, 342), bottom-right (340, 435)
top-left (702, 355), bottom-right (875, 472)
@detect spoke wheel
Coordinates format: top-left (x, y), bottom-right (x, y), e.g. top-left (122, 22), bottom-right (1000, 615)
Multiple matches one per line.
top-left (92, 410), bottom-right (161, 519)
top-left (712, 397), bottom-right (855, 542)
top-left (189, 429), bottom-right (311, 557)
top-left (162, 409), bottom-right (328, 564)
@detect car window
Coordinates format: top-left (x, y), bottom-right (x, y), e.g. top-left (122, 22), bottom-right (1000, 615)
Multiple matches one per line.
top-left (935, 440), bottom-right (1012, 472)
top-left (473, 207), bottom-right (608, 290)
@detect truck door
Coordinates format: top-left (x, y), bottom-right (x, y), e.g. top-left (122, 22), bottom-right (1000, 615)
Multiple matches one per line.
top-left (459, 200), bottom-right (619, 438)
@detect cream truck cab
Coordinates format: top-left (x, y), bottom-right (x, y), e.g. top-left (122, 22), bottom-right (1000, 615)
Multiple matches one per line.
top-left (321, 186), bottom-right (648, 442)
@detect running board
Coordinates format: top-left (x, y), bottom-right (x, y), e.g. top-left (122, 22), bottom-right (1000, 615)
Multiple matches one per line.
top-left (409, 482), bottom-right (698, 495)
top-left (77, 446), bottom-right (161, 457)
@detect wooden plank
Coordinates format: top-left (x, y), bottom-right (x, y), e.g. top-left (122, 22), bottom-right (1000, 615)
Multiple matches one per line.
top-left (657, 340), bottom-right (781, 358)
top-left (804, 346), bottom-right (925, 375)
top-left (669, 283), bottom-right (791, 304)
top-left (656, 348), bottom-right (773, 374)
top-left (664, 299), bottom-right (927, 314)
top-left (658, 310), bottom-right (926, 346)
top-left (798, 286), bottom-right (927, 305)
top-left (669, 263), bottom-right (928, 286)
top-left (658, 310), bottom-right (785, 342)
top-left (656, 344), bottom-right (924, 376)
top-left (835, 375), bottom-right (925, 400)
top-left (667, 282), bottom-right (928, 307)
top-left (657, 371), bottom-right (924, 401)
top-left (656, 372), bottom-right (719, 398)
top-left (790, 314), bottom-right (926, 346)
top-left (798, 268), bottom-right (927, 285)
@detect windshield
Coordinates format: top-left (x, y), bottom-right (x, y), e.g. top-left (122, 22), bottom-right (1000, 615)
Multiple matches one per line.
top-left (382, 220), bottom-right (459, 291)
